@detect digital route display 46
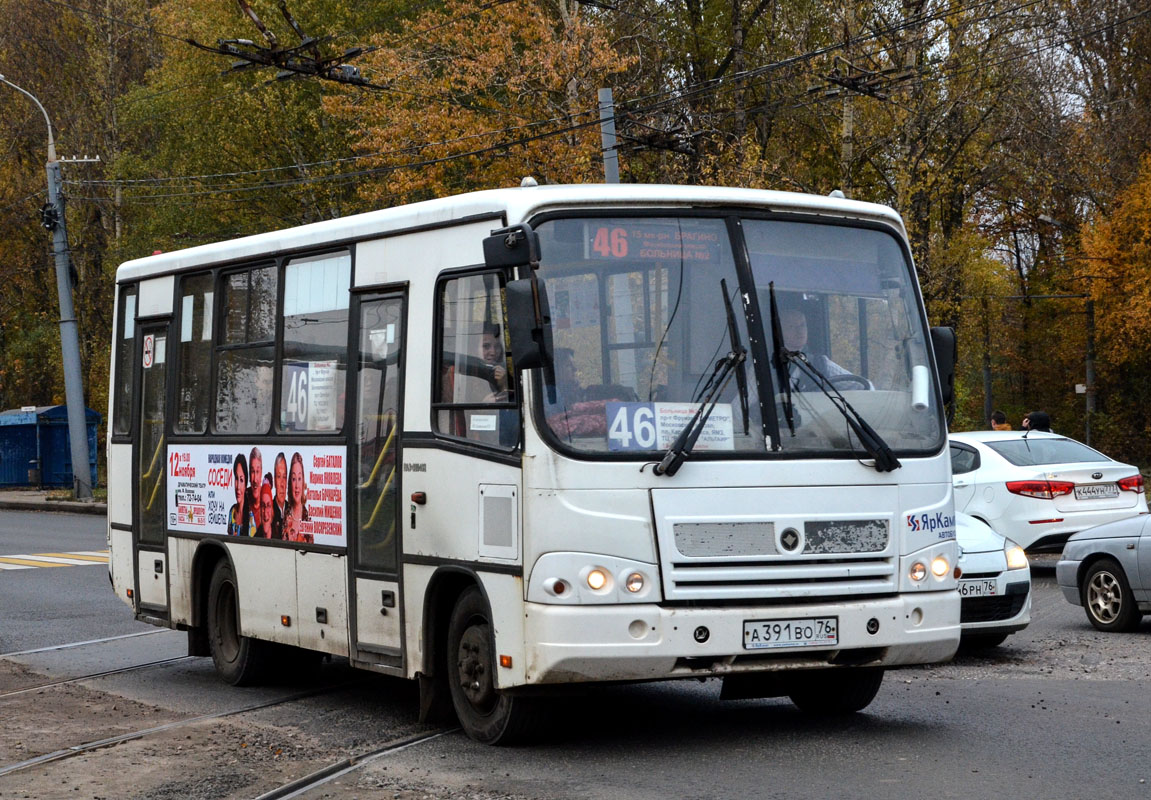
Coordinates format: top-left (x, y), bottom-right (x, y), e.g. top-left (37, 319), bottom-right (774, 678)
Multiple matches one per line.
top-left (587, 222), bottom-right (721, 263)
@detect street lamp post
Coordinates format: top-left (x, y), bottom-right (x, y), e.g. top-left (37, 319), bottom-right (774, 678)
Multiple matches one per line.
top-left (0, 74), bottom-right (93, 500)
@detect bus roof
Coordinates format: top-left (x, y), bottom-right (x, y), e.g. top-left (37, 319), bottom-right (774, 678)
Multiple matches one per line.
top-left (115, 183), bottom-right (907, 282)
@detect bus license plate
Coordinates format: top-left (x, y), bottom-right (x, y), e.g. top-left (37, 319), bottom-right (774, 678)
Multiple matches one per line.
top-left (743, 617), bottom-right (838, 650)
top-left (958, 579), bottom-right (997, 597)
top-left (1075, 483), bottom-right (1119, 500)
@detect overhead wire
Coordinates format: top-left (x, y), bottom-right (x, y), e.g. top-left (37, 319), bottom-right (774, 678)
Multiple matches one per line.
top-left (60, 0), bottom-right (1151, 203)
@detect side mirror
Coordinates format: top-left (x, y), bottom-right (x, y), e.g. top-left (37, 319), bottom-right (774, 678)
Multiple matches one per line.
top-left (505, 278), bottom-right (553, 370)
top-left (483, 224), bottom-right (540, 270)
top-left (930, 326), bottom-right (957, 405)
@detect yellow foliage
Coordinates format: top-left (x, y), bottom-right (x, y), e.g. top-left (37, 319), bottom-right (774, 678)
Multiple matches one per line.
top-left (1083, 154), bottom-right (1151, 363)
top-left (324, 0), bottom-right (633, 205)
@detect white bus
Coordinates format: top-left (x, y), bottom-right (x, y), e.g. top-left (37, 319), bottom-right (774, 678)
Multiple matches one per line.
top-left (107, 183), bottom-right (960, 744)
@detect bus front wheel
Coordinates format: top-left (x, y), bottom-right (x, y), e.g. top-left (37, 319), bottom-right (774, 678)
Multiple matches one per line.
top-left (446, 586), bottom-right (539, 745)
top-left (207, 561), bottom-right (269, 686)
top-left (788, 667), bottom-right (884, 714)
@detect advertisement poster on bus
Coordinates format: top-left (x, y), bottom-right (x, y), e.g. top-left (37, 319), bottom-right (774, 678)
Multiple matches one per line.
top-left (167, 444), bottom-right (346, 547)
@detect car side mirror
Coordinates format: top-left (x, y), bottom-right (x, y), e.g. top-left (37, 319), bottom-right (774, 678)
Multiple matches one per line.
top-left (931, 326), bottom-right (957, 405)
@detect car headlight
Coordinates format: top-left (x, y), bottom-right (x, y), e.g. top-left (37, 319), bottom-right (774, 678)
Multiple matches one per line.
top-left (1005, 540), bottom-right (1028, 570)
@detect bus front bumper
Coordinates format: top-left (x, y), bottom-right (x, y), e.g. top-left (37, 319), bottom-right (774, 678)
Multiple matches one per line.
top-left (518, 591), bottom-right (959, 686)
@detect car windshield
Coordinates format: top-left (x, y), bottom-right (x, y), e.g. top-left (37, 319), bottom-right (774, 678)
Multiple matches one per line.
top-left (986, 438), bottom-right (1110, 467)
top-left (532, 214), bottom-right (944, 458)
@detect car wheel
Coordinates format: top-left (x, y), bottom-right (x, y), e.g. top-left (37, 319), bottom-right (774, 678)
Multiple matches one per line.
top-left (207, 561), bottom-right (271, 686)
top-left (446, 586), bottom-right (541, 745)
top-left (1081, 558), bottom-right (1143, 632)
top-left (788, 668), bottom-right (884, 714)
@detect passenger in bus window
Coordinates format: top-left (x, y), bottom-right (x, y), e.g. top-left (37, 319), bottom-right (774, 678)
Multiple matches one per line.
top-left (284, 451), bottom-right (313, 543)
top-left (259, 475), bottom-right (274, 538)
top-left (479, 322), bottom-right (508, 401)
top-left (474, 322), bottom-right (518, 447)
top-left (271, 452), bottom-right (288, 540)
top-left (228, 453), bottom-right (255, 537)
top-left (247, 447), bottom-right (263, 522)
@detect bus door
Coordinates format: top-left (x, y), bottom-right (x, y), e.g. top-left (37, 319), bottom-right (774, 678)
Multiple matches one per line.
top-left (134, 321), bottom-right (170, 614)
top-left (349, 292), bottom-right (406, 669)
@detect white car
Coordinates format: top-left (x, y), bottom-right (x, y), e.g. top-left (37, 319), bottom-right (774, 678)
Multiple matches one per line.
top-left (955, 513), bottom-right (1031, 647)
top-left (949, 431), bottom-right (1148, 551)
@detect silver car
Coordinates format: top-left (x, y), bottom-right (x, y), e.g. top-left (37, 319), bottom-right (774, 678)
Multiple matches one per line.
top-left (1057, 515), bottom-right (1151, 631)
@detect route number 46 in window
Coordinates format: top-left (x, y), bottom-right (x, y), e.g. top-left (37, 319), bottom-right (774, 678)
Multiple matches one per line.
top-left (592, 226), bottom-right (629, 258)
top-left (608, 403), bottom-right (657, 451)
top-left (285, 368), bottom-right (309, 426)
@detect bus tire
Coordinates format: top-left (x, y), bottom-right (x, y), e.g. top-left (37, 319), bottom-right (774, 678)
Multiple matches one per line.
top-left (788, 667), bottom-right (884, 715)
top-left (446, 586), bottom-right (539, 745)
top-left (207, 561), bottom-right (270, 686)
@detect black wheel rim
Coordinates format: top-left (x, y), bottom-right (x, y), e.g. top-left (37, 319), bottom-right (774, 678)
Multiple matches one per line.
top-left (456, 620), bottom-right (497, 715)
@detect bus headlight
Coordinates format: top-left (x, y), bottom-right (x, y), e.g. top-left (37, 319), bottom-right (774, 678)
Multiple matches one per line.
top-left (527, 554), bottom-right (660, 604)
top-left (931, 556), bottom-right (950, 578)
top-left (910, 562), bottom-right (927, 582)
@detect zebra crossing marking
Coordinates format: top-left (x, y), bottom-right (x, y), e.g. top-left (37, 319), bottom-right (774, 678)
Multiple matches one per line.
top-left (0, 551), bottom-right (110, 570)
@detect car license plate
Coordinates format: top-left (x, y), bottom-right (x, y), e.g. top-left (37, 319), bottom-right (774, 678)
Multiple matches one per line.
top-left (743, 616), bottom-right (838, 650)
top-left (1075, 483), bottom-right (1119, 500)
top-left (958, 579), bottom-right (997, 597)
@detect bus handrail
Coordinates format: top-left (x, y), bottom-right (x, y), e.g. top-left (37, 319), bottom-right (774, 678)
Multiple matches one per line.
top-left (357, 422), bottom-right (396, 490)
top-left (145, 438), bottom-right (165, 511)
top-left (361, 466), bottom-right (396, 531)
top-left (140, 433), bottom-right (164, 481)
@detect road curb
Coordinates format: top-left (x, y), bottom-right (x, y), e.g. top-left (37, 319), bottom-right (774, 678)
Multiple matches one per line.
top-left (0, 499), bottom-right (107, 516)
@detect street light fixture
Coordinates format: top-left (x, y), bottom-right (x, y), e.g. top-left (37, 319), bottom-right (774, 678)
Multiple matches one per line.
top-left (0, 73), bottom-right (93, 499)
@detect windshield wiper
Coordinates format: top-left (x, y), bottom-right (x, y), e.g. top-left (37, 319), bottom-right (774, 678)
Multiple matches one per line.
top-left (767, 283), bottom-right (795, 437)
top-left (722, 278), bottom-right (750, 436)
top-left (783, 353), bottom-right (902, 472)
top-left (654, 281), bottom-right (747, 477)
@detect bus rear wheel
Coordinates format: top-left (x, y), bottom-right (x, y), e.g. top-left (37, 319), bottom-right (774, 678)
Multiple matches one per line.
top-left (446, 586), bottom-right (539, 745)
top-left (788, 667), bottom-right (884, 714)
top-left (207, 561), bottom-right (270, 686)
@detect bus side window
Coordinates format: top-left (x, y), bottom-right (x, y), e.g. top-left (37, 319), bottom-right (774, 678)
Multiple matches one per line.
top-left (280, 252), bottom-right (351, 433)
top-left (112, 284), bottom-right (137, 437)
top-left (434, 272), bottom-right (519, 448)
top-left (215, 266), bottom-right (277, 434)
top-left (176, 272), bottom-right (213, 434)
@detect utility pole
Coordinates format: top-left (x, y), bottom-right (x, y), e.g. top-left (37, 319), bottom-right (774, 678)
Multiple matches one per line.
top-left (0, 74), bottom-right (93, 500)
top-left (598, 87), bottom-right (620, 184)
top-left (1085, 298), bottom-right (1096, 446)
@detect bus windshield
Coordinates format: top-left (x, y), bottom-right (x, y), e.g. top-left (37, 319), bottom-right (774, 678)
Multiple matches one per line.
top-left (534, 214), bottom-right (943, 459)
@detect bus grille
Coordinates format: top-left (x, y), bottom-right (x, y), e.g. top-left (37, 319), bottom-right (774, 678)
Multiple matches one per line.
top-left (663, 557), bottom-right (897, 601)
top-left (663, 519), bottom-right (895, 601)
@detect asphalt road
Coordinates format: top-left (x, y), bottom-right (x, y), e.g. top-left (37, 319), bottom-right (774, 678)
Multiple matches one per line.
top-left (0, 510), bottom-right (142, 654)
top-left (2, 512), bottom-right (1150, 800)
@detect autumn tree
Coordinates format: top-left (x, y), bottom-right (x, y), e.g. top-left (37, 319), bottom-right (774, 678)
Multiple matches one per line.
top-left (324, 0), bottom-right (630, 203)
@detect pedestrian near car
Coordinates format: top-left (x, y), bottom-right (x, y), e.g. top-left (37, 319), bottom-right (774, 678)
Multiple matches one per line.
top-left (990, 410), bottom-right (1011, 431)
top-left (1024, 411), bottom-right (1052, 432)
